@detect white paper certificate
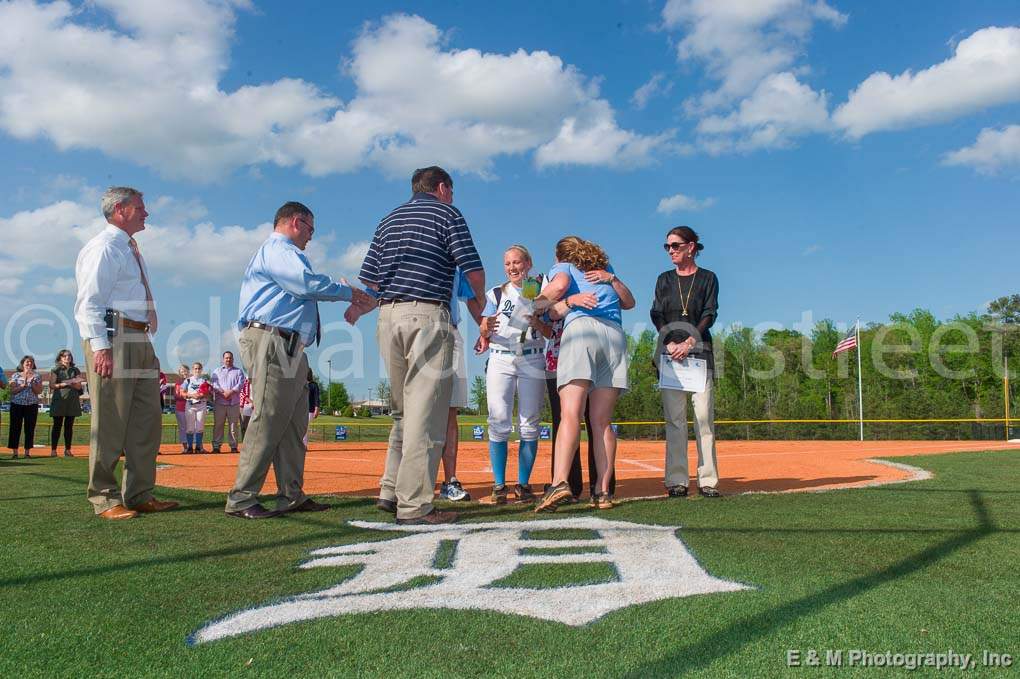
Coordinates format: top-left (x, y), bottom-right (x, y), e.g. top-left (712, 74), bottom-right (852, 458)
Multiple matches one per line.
top-left (494, 297), bottom-right (533, 341)
top-left (658, 354), bottom-right (708, 393)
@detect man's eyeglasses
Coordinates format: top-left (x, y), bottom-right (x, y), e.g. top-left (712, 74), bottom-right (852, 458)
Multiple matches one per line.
top-left (663, 242), bottom-right (688, 252)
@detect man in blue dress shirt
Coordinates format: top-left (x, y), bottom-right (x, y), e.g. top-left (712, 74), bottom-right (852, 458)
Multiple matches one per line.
top-left (226, 201), bottom-right (372, 519)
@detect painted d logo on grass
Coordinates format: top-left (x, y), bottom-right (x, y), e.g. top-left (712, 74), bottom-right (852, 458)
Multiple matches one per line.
top-left (191, 517), bottom-right (750, 644)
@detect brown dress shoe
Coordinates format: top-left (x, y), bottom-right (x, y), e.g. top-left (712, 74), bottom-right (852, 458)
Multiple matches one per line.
top-left (99, 505), bottom-right (139, 520)
top-left (130, 499), bottom-right (180, 513)
top-left (395, 509), bottom-right (458, 525)
top-left (375, 498), bottom-right (397, 513)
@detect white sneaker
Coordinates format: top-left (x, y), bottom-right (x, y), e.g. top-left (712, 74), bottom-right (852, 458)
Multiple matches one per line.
top-left (441, 477), bottom-right (471, 502)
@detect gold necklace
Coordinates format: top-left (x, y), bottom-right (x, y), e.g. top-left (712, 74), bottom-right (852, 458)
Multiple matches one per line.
top-left (677, 270), bottom-right (697, 317)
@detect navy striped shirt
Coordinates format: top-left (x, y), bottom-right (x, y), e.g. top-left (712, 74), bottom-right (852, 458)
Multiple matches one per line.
top-left (359, 193), bottom-right (483, 302)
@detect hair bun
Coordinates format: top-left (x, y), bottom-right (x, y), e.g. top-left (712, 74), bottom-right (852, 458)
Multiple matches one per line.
top-left (696, 242), bottom-right (705, 251)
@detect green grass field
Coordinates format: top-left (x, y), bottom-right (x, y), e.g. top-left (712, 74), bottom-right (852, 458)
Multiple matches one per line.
top-left (2, 450), bottom-right (1017, 677)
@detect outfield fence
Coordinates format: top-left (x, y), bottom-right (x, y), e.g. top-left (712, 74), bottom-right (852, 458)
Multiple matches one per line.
top-left (4, 418), bottom-right (1017, 447)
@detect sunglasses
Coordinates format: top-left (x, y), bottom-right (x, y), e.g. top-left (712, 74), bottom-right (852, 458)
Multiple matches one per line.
top-left (663, 242), bottom-right (689, 252)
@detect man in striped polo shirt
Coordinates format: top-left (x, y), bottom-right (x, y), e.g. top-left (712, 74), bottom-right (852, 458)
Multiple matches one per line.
top-left (356, 166), bottom-right (485, 524)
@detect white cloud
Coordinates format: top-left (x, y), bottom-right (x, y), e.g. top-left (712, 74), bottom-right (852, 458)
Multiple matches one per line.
top-left (141, 222), bottom-right (272, 285)
top-left (0, 197), bottom-right (363, 292)
top-left (0, 0), bottom-right (338, 182)
top-left (285, 15), bottom-right (665, 175)
top-left (657, 193), bottom-right (716, 213)
top-left (535, 101), bottom-right (675, 168)
top-left (0, 259), bottom-right (28, 294)
top-left (696, 72), bottom-right (831, 151)
top-left (0, 4), bottom-right (663, 180)
top-left (943, 125), bottom-right (1020, 174)
top-left (834, 27), bottom-right (1020, 138)
top-left (632, 73), bottom-right (672, 109)
top-left (42, 175), bottom-right (102, 204)
top-left (148, 196), bottom-right (210, 226)
top-left (338, 241), bottom-right (371, 276)
top-left (802, 244), bottom-right (822, 256)
top-left (662, 0), bottom-right (846, 113)
top-left (34, 277), bottom-right (77, 296)
top-left (0, 200), bottom-right (106, 271)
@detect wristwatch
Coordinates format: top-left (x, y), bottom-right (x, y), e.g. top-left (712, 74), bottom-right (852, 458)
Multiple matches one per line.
top-left (564, 296), bottom-right (574, 309)
top-left (606, 273), bottom-right (616, 283)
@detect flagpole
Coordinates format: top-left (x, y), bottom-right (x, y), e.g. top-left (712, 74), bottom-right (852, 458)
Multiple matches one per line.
top-left (856, 318), bottom-right (864, 441)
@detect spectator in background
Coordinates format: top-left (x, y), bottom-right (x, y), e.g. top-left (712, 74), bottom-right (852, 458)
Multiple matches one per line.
top-left (182, 362), bottom-right (211, 453)
top-left (211, 351), bottom-right (245, 454)
top-left (305, 370), bottom-right (320, 447)
top-left (173, 364), bottom-right (190, 453)
top-left (49, 350), bottom-right (84, 457)
top-left (239, 377), bottom-right (253, 441)
top-left (158, 369), bottom-right (169, 409)
top-left (8, 355), bottom-right (43, 459)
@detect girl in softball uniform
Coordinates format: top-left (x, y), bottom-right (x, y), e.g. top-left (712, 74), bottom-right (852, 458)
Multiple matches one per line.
top-left (182, 362), bottom-right (211, 453)
top-left (478, 245), bottom-right (553, 504)
top-left (174, 364), bottom-right (190, 453)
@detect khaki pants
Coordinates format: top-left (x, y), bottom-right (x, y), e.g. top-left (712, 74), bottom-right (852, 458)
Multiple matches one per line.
top-left (213, 403), bottom-right (241, 449)
top-left (226, 328), bottom-right (309, 512)
top-left (83, 328), bottom-right (162, 514)
top-left (662, 370), bottom-right (719, 489)
top-left (377, 302), bottom-right (454, 520)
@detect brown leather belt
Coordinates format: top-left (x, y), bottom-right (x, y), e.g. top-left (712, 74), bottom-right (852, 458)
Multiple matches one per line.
top-left (120, 318), bottom-right (150, 331)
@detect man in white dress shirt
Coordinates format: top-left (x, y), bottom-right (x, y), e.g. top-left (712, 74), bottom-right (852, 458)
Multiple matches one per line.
top-left (74, 187), bottom-right (179, 520)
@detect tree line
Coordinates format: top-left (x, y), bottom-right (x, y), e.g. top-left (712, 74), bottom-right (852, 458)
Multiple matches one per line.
top-left (470, 297), bottom-right (1019, 440)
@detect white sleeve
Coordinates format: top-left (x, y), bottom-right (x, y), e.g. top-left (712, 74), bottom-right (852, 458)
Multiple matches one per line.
top-left (74, 242), bottom-right (123, 352)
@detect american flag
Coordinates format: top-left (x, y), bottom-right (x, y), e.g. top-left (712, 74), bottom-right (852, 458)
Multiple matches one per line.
top-left (832, 328), bottom-right (857, 356)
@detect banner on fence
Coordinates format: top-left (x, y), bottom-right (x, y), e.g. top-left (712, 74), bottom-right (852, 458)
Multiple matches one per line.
top-left (335, 426), bottom-right (348, 441)
top-left (472, 425), bottom-right (485, 440)
top-left (540, 426), bottom-right (551, 440)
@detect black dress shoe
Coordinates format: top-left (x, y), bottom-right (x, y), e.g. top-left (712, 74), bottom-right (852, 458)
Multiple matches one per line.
top-left (226, 503), bottom-right (280, 519)
top-left (375, 498), bottom-right (397, 513)
top-left (699, 486), bottom-right (721, 498)
top-left (289, 498), bottom-right (329, 513)
top-left (667, 485), bottom-right (689, 498)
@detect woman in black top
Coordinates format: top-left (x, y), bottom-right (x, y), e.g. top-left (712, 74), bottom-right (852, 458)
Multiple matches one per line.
top-left (650, 226), bottom-right (721, 497)
top-left (50, 349), bottom-right (84, 457)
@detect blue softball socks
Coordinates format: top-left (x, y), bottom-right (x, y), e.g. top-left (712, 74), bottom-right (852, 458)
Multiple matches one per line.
top-left (518, 439), bottom-right (538, 486)
top-left (488, 440), bottom-right (508, 488)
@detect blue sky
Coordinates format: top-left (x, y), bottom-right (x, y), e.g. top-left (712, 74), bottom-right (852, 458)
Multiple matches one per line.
top-left (1, 0), bottom-right (1018, 397)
